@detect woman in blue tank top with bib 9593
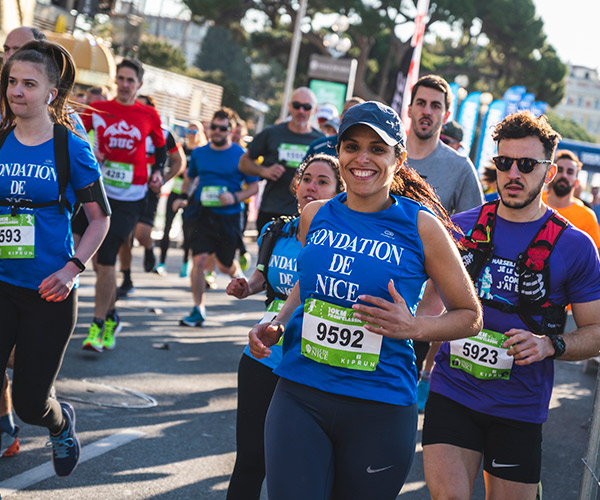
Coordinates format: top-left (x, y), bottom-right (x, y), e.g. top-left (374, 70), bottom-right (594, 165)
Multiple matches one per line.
top-left (249, 101), bottom-right (483, 499)
top-left (0, 41), bottom-right (110, 477)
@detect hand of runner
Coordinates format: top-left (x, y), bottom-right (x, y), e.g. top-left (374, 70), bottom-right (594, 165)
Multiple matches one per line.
top-left (38, 266), bottom-right (77, 302)
top-left (219, 191), bottom-right (237, 206)
top-left (248, 321), bottom-right (284, 358)
top-left (226, 277), bottom-right (249, 299)
top-left (352, 279), bottom-right (416, 339)
top-left (172, 198), bottom-right (187, 211)
top-left (264, 163), bottom-right (286, 181)
top-left (148, 171), bottom-right (163, 193)
top-left (503, 329), bottom-right (554, 365)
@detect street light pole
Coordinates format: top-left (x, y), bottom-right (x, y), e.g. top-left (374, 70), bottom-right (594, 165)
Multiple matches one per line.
top-left (279, 0), bottom-right (308, 123)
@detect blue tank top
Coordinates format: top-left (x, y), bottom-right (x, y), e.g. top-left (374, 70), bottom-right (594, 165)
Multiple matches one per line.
top-left (275, 193), bottom-right (429, 405)
top-left (243, 218), bottom-right (302, 370)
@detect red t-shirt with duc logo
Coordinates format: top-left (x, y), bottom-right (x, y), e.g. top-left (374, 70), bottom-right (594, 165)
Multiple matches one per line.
top-left (82, 99), bottom-right (165, 201)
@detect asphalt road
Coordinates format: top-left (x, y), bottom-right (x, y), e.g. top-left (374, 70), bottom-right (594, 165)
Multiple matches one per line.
top-left (0, 242), bottom-right (598, 499)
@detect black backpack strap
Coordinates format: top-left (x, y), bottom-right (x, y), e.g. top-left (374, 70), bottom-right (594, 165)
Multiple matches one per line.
top-left (0, 125), bottom-right (16, 150)
top-left (53, 124), bottom-right (71, 214)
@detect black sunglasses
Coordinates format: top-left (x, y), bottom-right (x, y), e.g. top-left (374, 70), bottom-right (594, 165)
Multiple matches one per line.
top-left (492, 156), bottom-right (552, 174)
top-left (291, 101), bottom-right (313, 111)
top-left (210, 124), bottom-right (230, 132)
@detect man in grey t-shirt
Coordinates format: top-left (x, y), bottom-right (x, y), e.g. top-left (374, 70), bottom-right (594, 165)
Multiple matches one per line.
top-left (406, 75), bottom-right (483, 215)
top-left (406, 75), bottom-right (484, 411)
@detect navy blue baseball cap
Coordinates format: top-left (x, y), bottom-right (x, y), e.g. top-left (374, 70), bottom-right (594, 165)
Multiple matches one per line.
top-left (337, 101), bottom-right (406, 148)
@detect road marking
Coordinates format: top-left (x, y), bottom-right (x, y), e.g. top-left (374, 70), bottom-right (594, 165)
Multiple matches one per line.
top-left (0, 429), bottom-right (145, 497)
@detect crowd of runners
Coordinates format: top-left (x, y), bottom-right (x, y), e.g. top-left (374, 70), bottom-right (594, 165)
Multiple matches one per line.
top-left (1, 24), bottom-right (600, 500)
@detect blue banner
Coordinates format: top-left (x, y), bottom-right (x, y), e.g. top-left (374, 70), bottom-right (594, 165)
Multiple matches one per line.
top-left (448, 82), bottom-right (460, 122)
top-left (475, 100), bottom-right (507, 171)
top-left (457, 92), bottom-right (482, 157)
top-left (518, 92), bottom-right (535, 112)
top-left (530, 101), bottom-right (548, 117)
top-left (503, 86), bottom-right (526, 117)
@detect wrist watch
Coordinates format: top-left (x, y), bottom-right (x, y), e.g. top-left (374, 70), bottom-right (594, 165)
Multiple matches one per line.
top-left (548, 334), bottom-right (566, 359)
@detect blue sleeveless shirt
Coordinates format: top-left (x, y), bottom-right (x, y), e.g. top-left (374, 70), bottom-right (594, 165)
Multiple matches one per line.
top-left (243, 218), bottom-right (302, 370)
top-left (275, 193), bottom-right (429, 405)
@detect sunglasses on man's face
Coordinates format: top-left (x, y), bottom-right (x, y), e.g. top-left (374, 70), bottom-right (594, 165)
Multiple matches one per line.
top-left (291, 101), bottom-right (313, 111)
top-left (492, 156), bottom-right (552, 174)
top-left (186, 129), bottom-right (198, 135)
top-left (210, 124), bottom-right (230, 132)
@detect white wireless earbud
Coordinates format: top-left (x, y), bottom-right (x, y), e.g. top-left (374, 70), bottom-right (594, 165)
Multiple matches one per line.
top-left (47, 94), bottom-right (52, 105)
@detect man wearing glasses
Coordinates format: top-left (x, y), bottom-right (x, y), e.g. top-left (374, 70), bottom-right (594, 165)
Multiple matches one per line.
top-left (542, 149), bottom-right (600, 249)
top-left (422, 111), bottom-right (600, 499)
top-left (174, 109), bottom-right (260, 327)
top-left (239, 87), bottom-right (323, 232)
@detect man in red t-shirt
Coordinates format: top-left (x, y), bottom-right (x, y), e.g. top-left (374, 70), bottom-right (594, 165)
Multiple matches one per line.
top-left (81, 58), bottom-right (167, 352)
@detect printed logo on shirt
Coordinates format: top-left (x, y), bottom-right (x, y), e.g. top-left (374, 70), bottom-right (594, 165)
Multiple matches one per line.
top-left (102, 120), bottom-right (142, 151)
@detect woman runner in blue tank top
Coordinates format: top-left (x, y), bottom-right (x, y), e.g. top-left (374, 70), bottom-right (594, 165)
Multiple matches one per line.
top-left (0, 41), bottom-right (110, 477)
top-left (248, 102), bottom-right (482, 499)
top-left (225, 154), bottom-right (344, 499)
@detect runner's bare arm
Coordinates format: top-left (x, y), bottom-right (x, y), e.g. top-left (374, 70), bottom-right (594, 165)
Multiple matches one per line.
top-left (504, 299), bottom-right (600, 365)
top-left (238, 152), bottom-right (285, 181)
top-left (353, 211), bottom-right (482, 341)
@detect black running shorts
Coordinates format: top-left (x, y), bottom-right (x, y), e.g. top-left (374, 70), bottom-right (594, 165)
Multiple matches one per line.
top-left (96, 198), bottom-right (145, 266)
top-left (189, 208), bottom-right (243, 268)
top-left (422, 391), bottom-right (542, 484)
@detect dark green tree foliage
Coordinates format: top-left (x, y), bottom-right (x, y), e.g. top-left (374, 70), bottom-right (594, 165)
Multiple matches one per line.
top-left (423, 0), bottom-right (567, 106)
top-left (182, 0), bottom-right (566, 109)
top-left (546, 111), bottom-right (596, 143)
top-left (138, 36), bottom-right (188, 72)
top-left (195, 26), bottom-right (252, 97)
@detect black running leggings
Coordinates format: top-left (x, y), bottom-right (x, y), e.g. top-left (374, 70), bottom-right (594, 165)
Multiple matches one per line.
top-left (226, 353), bottom-right (279, 500)
top-left (265, 379), bottom-right (418, 500)
top-left (160, 192), bottom-right (189, 265)
top-left (0, 280), bottom-right (76, 434)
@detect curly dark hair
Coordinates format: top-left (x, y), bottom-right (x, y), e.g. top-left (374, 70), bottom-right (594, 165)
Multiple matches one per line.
top-left (493, 111), bottom-right (561, 160)
top-left (289, 153), bottom-right (345, 197)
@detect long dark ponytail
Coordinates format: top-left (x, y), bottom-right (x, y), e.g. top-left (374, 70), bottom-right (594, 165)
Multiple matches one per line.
top-left (390, 145), bottom-right (461, 240)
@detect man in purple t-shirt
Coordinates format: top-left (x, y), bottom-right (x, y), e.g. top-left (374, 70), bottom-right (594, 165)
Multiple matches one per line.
top-left (422, 111), bottom-right (600, 499)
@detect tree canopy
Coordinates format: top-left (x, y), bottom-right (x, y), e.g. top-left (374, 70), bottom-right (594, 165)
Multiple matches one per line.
top-left (137, 35), bottom-right (188, 72)
top-left (182, 0), bottom-right (567, 114)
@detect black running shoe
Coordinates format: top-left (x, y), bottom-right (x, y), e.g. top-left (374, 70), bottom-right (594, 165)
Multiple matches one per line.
top-left (48, 403), bottom-right (80, 477)
top-left (116, 280), bottom-right (135, 299)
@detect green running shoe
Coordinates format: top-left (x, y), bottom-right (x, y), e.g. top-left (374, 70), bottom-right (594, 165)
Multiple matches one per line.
top-left (82, 322), bottom-right (103, 352)
top-left (102, 313), bottom-right (122, 350)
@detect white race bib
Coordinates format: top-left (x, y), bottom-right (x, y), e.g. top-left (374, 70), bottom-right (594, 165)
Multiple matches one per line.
top-left (449, 329), bottom-right (513, 380)
top-left (0, 214), bottom-right (35, 259)
top-left (102, 161), bottom-right (134, 189)
top-left (301, 298), bottom-right (382, 372)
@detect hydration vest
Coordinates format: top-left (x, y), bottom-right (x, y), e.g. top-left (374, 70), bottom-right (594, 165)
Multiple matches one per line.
top-left (0, 124), bottom-right (71, 216)
top-left (459, 200), bottom-right (569, 336)
top-left (256, 215), bottom-right (298, 305)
